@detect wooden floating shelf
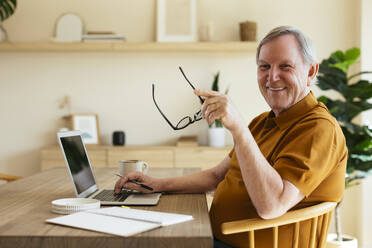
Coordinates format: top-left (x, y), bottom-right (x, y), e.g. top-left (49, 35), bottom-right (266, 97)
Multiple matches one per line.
top-left (0, 41), bottom-right (258, 53)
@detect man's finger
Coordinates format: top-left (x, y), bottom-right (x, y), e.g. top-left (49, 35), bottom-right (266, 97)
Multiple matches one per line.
top-left (127, 171), bottom-right (144, 182)
top-left (194, 89), bottom-right (220, 97)
top-left (114, 180), bottom-right (121, 193)
top-left (118, 177), bottom-right (127, 191)
top-left (115, 177), bottom-right (127, 194)
top-left (207, 109), bottom-right (219, 125)
top-left (124, 182), bottom-right (148, 193)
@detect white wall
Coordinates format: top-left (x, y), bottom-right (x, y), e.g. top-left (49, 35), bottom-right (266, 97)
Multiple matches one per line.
top-left (1, 0), bottom-right (359, 175)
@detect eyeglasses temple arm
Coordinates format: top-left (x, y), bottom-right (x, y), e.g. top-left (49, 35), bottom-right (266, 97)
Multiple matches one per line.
top-left (152, 84), bottom-right (178, 130)
top-left (179, 66), bottom-right (205, 104)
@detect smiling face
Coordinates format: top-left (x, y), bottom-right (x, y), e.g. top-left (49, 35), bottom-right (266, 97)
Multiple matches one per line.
top-left (257, 34), bottom-right (318, 116)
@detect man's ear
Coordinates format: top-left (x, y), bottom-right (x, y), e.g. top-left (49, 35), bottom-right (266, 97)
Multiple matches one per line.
top-left (307, 63), bottom-right (319, 86)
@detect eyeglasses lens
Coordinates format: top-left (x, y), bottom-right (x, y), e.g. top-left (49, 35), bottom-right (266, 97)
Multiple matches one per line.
top-left (176, 116), bottom-right (192, 129)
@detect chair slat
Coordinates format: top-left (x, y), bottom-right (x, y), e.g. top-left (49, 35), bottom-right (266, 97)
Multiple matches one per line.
top-left (325, 211), bottom-right (333, 234)
top-left (249, 230), bottom-right (255, 248)
top-left (292, 222), bottom-right (300, 248)
top-left (309, 217), bottom-right (318, 248)
top-left (318, 213), bottom-right (330, 247)
top-left (273, 226), bottom-right (278, 248)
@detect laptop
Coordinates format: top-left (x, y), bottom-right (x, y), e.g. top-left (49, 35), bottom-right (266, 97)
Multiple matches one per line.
top-left (57, 130), bottom-right (161, 205)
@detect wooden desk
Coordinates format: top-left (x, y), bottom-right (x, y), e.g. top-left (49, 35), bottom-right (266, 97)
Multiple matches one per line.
top-left (0, 168), bottom-right (213, 248)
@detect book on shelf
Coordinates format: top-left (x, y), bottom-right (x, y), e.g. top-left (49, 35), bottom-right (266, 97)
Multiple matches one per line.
top-left (82, 31), bottom-right (126, 42)
top-left (46, 207), bottom-right (193, 237)
top-left (82, 38), bottom-right (125, 43)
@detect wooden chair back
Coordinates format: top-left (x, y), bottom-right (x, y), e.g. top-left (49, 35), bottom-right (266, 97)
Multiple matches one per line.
top-left (221, 202), bottom-right (336, 248)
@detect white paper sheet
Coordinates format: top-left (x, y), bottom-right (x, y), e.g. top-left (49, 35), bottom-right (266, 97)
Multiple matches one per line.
top-left (46, 211), bottom-right (160, 237)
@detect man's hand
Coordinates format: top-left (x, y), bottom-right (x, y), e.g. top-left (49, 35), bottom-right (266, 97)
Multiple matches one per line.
top-left (114, 171), bottom-right (160, 194)
top-left (194, 89), bottom-right (246, 134)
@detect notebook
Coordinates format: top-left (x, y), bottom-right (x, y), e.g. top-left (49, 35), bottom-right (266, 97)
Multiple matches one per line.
top-left (57, 130), bottom-right (161, 205)
top-left (46, 207), bottom-right (194, 237)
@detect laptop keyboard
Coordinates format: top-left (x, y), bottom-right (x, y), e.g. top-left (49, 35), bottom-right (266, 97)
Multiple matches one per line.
top-left (93, 189), bottom-right (131, 202)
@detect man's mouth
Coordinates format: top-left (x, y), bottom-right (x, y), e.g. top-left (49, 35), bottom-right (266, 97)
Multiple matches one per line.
top-left (268, 87), bottom-right (286, 91)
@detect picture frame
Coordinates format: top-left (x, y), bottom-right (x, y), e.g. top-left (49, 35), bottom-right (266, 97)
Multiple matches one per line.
top-left (64, 114), bottom-right (100, 144)
top-left (156, 0), bottom-right (197, 42)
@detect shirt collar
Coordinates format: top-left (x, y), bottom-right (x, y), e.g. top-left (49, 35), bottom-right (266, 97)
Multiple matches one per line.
top-left (269, 91), bottom-right (319, 130)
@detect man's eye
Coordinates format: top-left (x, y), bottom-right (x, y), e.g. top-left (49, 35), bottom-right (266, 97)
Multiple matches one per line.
top-left (259, 65), bottom-right (270, 70)
top-left (280, 64), bottom-right (291, 69)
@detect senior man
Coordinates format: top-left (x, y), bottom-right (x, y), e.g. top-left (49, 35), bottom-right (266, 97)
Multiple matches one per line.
top-left (115, 26), bottom-right (347, 248)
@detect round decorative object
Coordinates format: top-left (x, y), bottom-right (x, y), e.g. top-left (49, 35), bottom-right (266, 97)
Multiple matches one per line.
top-left (113, 131), bottom-right (125, 146)
top-left (51, 198), bottom-right (100, 215)
top-left (55, 13), bottom-right (83, 42)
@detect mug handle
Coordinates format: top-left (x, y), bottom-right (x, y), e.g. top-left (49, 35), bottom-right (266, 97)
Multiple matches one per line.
top-left (142, 162), bottom-right (149, 174)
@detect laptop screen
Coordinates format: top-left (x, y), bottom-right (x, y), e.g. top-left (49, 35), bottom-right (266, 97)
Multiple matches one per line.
top-left (60, 135), bottom-right (96, 194)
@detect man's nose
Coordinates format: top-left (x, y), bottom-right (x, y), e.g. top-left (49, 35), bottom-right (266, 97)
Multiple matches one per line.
top-left (269, 66), bottom-right (280, 82)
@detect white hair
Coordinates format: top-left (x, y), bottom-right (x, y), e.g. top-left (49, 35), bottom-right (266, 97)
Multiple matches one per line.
top-left (256, 26), bottom-right (318, 65)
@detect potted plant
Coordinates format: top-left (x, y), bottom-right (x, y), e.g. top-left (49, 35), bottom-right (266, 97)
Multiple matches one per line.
top-left (0, 0), bottom-right (17, 41)
top-left (208, 71), bottom-right (230, 147)
top-left (316, 47), bottom-right (372, 247)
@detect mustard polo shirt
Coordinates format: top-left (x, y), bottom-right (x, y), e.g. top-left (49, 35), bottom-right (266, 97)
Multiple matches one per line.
top-left (209, 91), bottom-right (347, 248)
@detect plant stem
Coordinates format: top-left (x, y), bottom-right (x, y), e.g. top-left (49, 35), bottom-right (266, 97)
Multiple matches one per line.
top-left (335, 201), bottom-right (343, 242)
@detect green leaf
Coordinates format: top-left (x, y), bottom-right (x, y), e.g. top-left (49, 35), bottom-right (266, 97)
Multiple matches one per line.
top-left (348, 156), bottom-right (372, 172)
top-left (347, 80), bottom-right (372, 101)
top-left (0, 9), bottom-right (4, 21)
top-left (364, 126), bottom-right (372, 138)
top-left (0, 0), bottom-right (16, 22)
top-left (318, 60), bottom-right (347, 80)
top-left (344, 47), bottom-right (360, 61)
top-left (330, 61), bottom-right (355, 74)
top-left (211, 71), bottom-right (220, 92)
top-left (351, 100), bottom-right (372, 112)
top-left (317, 96), bottom-right (328, 104)
top-left (352, 138), bottom-right (372, 152)
top-left (224, 85), bottom-right (230, 95)
top-left (215, 119), bottom-right (223, 128)
top-left (321, 98), bottom-right (368, 122)
top-left (316, 76), bottom-right (348, 94)
top-left (210, 71), bottom-right (226, 128)
top-left (1, 1), bottom-right (11, 20)
top-left (330, 50), bottom-right (344, 63)
top-left (9, 0), bottom-right (17, 7)
top-left (348, 71), bottom-right (372, 81)
top-left (327, 48), bottom-right (360, 74)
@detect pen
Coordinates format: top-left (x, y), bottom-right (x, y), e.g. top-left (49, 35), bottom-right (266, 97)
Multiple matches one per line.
top-left (114, 173), bottom-right (153, 191)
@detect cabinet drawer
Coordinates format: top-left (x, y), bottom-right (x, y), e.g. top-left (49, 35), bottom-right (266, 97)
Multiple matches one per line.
top-left (175, 147), bottom-right (231, 170)
top-left (108, 148), bottom-right (174, 168)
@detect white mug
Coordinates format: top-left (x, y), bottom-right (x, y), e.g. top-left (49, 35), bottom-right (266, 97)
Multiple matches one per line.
top-left (118, 160), bottom-right (149, 176)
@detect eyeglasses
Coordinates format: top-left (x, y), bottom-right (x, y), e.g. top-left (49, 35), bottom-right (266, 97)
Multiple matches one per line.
top-left (152, 67), bottom-right (205, 130)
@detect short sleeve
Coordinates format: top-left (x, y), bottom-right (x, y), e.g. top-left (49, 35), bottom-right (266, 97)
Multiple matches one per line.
top-left (273, 118), bottom-right (342, 197)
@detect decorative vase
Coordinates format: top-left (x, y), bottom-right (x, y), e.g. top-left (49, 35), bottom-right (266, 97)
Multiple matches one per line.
top-left (326, 233), bottom-right (358, 248)
top-left (208, 127), bottom-right (225, 147)
top-left (0, 23), bottom-right (8, 42)
top-left (239, 21), bottom-right (257, 41)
